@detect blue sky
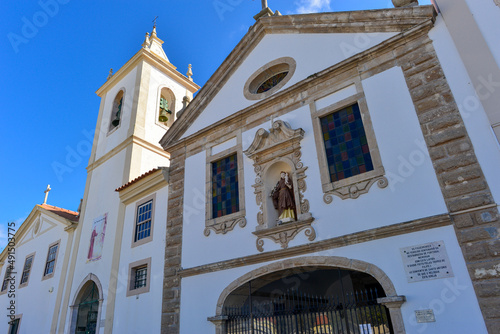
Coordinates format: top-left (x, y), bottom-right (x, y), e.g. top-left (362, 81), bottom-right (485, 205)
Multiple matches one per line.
top-left (0, 0), bottom-right (432, 249)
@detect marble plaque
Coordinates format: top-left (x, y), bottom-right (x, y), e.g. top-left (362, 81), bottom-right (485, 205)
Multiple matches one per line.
top-left (400, 241), bottom-right (454, 283)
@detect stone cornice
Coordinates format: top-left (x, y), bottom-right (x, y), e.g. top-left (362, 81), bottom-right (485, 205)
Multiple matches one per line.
top-left (86, 135), bottom-right (170, 173)
top-left (178, 213), bottom-right (451, 278)
top-left (162, 15), bottom-right (436, 154)
top-left (160, 6), bottom-right (436, 151)
top-left (96, 48), bottom-right (199, 97)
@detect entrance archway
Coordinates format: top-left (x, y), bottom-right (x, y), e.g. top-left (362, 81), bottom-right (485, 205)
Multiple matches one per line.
top-left (212, 257), bottom-right (406, 334)
top-left (69, 274), bottom-right (103, 334)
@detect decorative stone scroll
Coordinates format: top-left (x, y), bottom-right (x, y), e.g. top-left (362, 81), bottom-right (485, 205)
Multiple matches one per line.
top-left (244, 120), bottom-right (315, 252)
top-left (253, 218), bottom-right (315, 252)
top-left (323, 176), bottom-right (389, 204)
top-left (204, 217), bottom-right (247, 236)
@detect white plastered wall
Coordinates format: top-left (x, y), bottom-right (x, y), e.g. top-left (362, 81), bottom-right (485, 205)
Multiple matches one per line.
top-left (139, 148), bottom-right (169, 176)
top-left (460, 0), bottom-right (500, 68)
top-left (181, 32), bottom-right (397, 139)
top-left (181, 66), bottom-right (447, 268)
top-left (179, 226), bottom-right (486, 334)
top-left (111, 186), bottom-right (168, 333)
top-left (0, 213), bottom-right (71, 334)
top-left (66, 149), bottom-right (128, 331)
top-left (95, 68), bottom-right (138, 161)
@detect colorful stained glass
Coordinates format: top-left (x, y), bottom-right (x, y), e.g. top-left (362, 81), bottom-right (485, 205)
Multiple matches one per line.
top-left (212, 154), bottom-right (239, 218)
top-left (320, 103), bottom-right (374, 182)
top-left (256, 72), bottom-right (288, 93)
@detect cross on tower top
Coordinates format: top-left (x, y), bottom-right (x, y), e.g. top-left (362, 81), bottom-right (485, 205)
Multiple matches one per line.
top-left (152, 16), bottom-right (159, 28)
top-left (261, 0), bottom-right (268, 10)
top-left (43, 184), bottom-right (51, 205)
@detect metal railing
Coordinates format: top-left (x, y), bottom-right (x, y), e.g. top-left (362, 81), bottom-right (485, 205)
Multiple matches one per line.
top-left (223, 289), bottom-right (392, 334)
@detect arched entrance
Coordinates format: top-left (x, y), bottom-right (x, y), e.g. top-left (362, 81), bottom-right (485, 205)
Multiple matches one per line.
top-left (70, 274), bottom-right (103, 334)
top-left (75, 281), bottom-right (99, 333)
top-left (213, 257), bottom-right (406, 334)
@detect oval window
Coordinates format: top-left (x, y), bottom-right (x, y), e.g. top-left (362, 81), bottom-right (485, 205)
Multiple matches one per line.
top-left (244, 57), bottom-right (296, 100)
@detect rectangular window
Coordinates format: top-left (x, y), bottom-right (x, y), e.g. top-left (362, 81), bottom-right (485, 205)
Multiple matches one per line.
top-left (134, 266), bottom-right (147, 289)
top-left (135, 200), bottom-right (152, 242)
top-left (8, 318), bottom-right (20, 334)
top-left (312, 85), bottom-right (385, 199)
top-left (211, 154), bottom-right (239, 219)
top-left (19, 254), bottom-right (35, 287)
top-left (320, 103), bottom-right (374, 182)
top-left (43, 243), bottom-right (59, 278)
top-left (1, 266), bottom-right (13, 292)
top-left (127, 258), bottom-right (151, 297)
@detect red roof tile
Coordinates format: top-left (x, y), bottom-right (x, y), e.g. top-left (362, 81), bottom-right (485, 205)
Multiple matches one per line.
top-left (40, 204), bottom-right (79, 222)
top-left (115, 168), bottom-right (160, 192)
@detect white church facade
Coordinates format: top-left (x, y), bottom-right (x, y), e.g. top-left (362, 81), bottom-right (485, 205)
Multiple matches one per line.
top-left (1, 0), bottom-right (500, 333)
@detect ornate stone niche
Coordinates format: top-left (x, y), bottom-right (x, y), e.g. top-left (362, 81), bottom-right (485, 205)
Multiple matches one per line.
top-left (244, 120), bottom-right (315, 252)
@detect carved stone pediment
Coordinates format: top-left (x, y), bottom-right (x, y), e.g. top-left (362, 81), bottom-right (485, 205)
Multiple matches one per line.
top-left (244, 120), bottom-right (315, 252)
top-left (244, 120), bottom-right (305, 163)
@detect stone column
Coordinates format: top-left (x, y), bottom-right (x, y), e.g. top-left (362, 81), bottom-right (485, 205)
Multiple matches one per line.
top-left (377, 296), bottom-right (406, 334)
top-left (208, 315), bottom-right (228, 334)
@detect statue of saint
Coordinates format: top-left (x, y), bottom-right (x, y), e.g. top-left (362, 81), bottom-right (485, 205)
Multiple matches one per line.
top-left (271, 171), bottom-right (296, 223)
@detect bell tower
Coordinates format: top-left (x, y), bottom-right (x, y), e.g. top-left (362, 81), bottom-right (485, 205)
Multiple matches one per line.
top-left (59, 26), bottom-right (200, 334)
top-left (90, 25), bottom-right (200, 184)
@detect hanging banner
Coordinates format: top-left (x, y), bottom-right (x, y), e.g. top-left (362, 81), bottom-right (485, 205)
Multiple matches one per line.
top-left (87, 214), bottom-right (107, 262)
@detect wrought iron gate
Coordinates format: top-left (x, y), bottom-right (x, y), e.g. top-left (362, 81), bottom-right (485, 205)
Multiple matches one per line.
top-left (76, 282), bottom-right (99, 334)
top-left (223, 288), bottom-right (393, 334)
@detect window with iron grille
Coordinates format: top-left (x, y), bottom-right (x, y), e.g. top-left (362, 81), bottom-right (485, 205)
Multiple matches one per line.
top-left (135, 200), bottom-right (152, 242)
top-left (20, 255), bottom-right (34, 286)
top-left (134, 266), bottom-right (147, 289)
top-left (127, 257), bottom-right (151, 297)
top-left (44, 243), bottom-right (59, 277)
top-left (211, 154), bottom-right (239, 219)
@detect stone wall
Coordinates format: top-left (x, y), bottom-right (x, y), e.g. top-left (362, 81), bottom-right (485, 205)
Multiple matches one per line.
top-left (398, 33), bottom-right (500, 333)
top-left (161, 147), bottom-right (186, 334)
top-left (160, 14), bottom-right (500, 333)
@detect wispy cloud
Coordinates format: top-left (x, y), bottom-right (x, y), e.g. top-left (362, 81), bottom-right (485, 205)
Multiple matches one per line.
top-left (294, 0), bottom-right (331, 14)
top-left (0, 216), bottom-right (26, 252)
top-left (229, 24), bottom-right (249, 40)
